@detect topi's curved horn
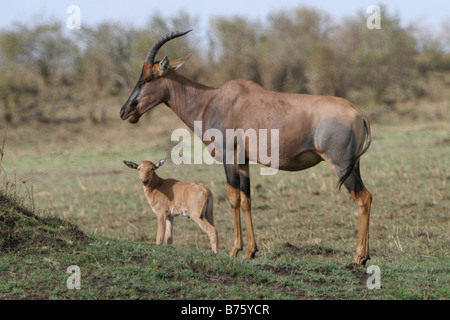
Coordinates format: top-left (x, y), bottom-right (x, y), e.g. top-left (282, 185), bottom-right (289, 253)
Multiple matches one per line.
top-left (144, 29), bottom-right (193, 64)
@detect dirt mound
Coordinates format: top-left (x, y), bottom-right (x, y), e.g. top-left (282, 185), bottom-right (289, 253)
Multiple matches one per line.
top-left (0, 192), bottom-right (87, 252)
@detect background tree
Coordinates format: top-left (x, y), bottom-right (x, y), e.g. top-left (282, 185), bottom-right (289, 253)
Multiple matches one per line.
top-left (0, 6), bottom-right (448, 126)
top-left (0, 20), bottom-right (77, 122)
top-left (331, 7), bottom-right (417, 104)
top-left (267, 7), bottom-right (335, 94)
top-left (208, 16), bottom-right (263, 86)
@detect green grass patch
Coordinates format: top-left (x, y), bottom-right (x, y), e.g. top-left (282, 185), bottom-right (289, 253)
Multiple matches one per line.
top-left (1, 104), bottom-right (449, 299)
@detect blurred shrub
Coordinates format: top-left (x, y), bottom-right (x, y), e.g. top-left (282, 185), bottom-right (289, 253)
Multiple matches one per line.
top-left (0, 7), bottom-right (448, 125)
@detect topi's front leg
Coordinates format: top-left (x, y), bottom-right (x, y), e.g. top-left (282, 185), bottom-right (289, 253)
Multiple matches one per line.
top-left (225, 163), bottom-right (243, 257)
top-left (239, 163), bottom-right (257, 259)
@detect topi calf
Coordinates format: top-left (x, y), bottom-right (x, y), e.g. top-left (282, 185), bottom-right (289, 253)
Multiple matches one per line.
top-left (124, 159), bottom-right (218, 253)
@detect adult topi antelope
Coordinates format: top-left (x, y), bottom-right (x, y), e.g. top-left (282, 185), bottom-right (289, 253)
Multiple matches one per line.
top-left (120, 30), bottom-right (373, 265)
top-left (124, 159), bottom-right (218, 253)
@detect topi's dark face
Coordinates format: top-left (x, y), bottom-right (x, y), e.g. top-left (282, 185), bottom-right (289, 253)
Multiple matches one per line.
top-left (120, 30), bottom-right (192, 124)
top-left (120, 62), bottom-right (168, 124)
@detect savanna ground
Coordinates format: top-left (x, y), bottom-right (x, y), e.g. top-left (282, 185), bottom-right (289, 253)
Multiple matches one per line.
top-left (0, 75), bottom-right (449, 300)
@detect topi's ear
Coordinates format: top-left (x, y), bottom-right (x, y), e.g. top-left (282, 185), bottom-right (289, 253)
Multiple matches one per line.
top-left (155, 158), bottom-right (166, 169)
top-left (124, 160), bottom-right (139, 170)
top-left (169, 53), bottom-right (192, 70)
top-left (159, 56), bottom-right (170, 74)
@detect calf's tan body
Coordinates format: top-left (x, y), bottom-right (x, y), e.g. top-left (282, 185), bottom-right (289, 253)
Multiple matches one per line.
top-left (124, 159), bottom-right (218, 253)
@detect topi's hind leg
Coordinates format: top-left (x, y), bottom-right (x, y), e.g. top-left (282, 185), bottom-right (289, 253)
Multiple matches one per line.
top-left (340, 163), bottom-right (372, 265)
top-left (312, 115), bottom-right (372, 264)
top-left (324, 153), bottom-right (372, 265)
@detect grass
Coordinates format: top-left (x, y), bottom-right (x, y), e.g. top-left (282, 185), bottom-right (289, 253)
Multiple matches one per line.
top-left (0, 193), bottom-right (370, 299)
top-left (0, 95), bottom-right (449, 299)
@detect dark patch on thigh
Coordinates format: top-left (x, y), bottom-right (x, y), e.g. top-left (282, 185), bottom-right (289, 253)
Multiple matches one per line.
top-left (314, 118), bottom-right (356, 170)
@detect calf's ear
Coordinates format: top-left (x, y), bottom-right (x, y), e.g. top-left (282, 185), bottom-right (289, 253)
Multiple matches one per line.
top-left (123, 160), bottom-right (139, 170)
top-left (155, 158), bottom-right (166, 169)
